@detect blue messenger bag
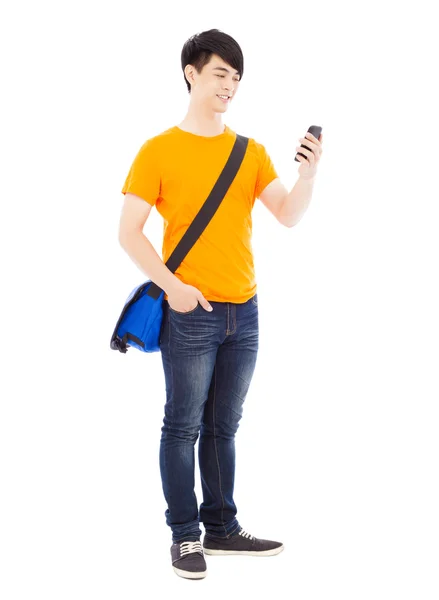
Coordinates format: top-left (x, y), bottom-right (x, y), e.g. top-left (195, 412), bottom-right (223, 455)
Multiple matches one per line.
top-left (110, 133), bottom-right (249, 354)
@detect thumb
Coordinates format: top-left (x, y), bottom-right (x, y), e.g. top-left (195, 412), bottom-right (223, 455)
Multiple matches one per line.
top-left (198, 294), bottom-right (213, 312)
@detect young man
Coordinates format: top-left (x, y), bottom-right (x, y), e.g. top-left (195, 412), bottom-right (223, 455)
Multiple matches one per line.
top-left (118, 29), bottom-right (323, 580)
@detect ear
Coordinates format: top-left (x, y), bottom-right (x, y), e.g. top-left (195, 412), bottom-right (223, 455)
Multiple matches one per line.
top-left (184, 64), bottom-right (196, 86)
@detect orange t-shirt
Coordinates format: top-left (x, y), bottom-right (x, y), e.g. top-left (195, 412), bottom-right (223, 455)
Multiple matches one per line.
top-left (121, 124), bottom-right (278, 303)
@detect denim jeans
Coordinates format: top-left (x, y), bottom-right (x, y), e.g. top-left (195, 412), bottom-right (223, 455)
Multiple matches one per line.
top-left (159, 293), bottom-right (259, 543)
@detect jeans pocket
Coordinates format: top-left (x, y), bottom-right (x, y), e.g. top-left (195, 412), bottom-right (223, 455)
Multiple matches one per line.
top-left (168, 301), bottom-right (200, 316)
top-left (251, 294), bottom-right (258, 306)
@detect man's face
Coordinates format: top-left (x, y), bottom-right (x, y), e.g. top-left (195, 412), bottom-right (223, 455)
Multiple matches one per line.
top-left (188, 54), bottom-right (241, 111)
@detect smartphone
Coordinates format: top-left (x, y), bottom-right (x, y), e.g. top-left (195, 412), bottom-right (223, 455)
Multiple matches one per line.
top-left (294, 125), bottom-right (323, 162)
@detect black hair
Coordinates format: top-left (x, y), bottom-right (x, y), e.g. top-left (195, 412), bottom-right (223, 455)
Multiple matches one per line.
top-left (181, 28), bottom-right (244, 94)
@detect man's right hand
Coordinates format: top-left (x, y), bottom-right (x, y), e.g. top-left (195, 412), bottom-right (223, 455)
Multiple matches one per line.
top-left (167, 282), bottom-right (213, 313)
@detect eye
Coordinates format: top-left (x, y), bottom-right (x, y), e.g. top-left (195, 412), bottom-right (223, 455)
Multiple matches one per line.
top-left (215, 74), bottom-right (240, 83)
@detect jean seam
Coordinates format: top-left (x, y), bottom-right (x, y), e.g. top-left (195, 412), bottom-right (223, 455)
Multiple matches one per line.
top-left (226, 303), bottom-right (237, 336)
top-left (167, 308), bottom-right (174, 422)
top-left (229, 524), bottom-right (240, 537)
top-left (212, 365), bottom-right (228, 538)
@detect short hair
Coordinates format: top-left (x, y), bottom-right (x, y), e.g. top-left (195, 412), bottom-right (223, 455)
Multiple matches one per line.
top-left (181, 28), bottom-right (244, 94)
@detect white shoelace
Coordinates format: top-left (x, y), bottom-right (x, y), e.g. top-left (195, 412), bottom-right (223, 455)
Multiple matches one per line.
top-left (238, 528), bottom-right (255, 540)
top-left (180, 540), bottom-right (203, 556)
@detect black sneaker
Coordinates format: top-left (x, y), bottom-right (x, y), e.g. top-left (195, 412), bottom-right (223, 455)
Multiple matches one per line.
top-left (171, 540), bottom-right (207, 579)
top-left (203, 527), bottom-right (284, 556)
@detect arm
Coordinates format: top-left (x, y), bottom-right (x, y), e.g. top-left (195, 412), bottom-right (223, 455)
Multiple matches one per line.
top-left (118, 193), bottom-right (183, 295)
top-left (258, 131), bottom-right (322, 227)
top-left (278, 176), bottom-right (316, 227)
top-left (259, 175), bottom-right (315, 228)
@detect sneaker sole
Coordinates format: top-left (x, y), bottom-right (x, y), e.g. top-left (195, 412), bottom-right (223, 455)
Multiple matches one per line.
top-left (203, 545), bottom-right (284, 557)
top-left (173, 566), bottom-right (207, 579)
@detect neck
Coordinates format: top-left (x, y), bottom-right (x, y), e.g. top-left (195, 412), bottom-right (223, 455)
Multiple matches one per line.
top-left (178, 100), bottom-right (225, 137)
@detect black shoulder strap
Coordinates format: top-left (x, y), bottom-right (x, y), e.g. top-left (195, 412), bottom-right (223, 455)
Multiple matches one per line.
top-left (147, 133), bottom-right (249, 299)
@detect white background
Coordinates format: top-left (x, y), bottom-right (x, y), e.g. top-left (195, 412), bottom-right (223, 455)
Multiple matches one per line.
top-left (1, 0), bottom-right (438, 598)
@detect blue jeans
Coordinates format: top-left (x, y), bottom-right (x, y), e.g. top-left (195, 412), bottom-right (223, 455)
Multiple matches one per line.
top-left (159, 293), bottom-right (259, 543)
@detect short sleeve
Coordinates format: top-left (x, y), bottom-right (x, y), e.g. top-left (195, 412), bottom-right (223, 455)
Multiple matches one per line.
top-left (121, 139), bottom-right (161, 206)
top-left (255, 142), bottom-right (279, 199)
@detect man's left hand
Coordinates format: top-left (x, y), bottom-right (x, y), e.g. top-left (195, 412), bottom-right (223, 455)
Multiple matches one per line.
top-left (296, 131), bottom-right (323, 180)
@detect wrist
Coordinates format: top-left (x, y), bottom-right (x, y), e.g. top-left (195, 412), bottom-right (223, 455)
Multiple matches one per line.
top-left (165, 277), bottom-right (185, 296)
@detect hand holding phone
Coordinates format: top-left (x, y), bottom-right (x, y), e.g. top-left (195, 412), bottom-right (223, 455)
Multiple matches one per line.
top-left (294, 125), bottom-right (323, 162)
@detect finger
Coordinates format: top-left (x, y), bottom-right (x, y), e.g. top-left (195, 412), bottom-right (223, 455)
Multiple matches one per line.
top-left (296, 144), bottom-right (312, 156)
top-left (304, 132), bottom-right (322, 148)
top-left (299, 139), bottom-right (319, 159)
top-left (299, 139), bottom-right (322, 159)
top-left (299, 137), bottom-right (317, 151)
top-left (199, 297), bottom-right (213, 312)
top-left (296, 146), bottom-right (314, 162)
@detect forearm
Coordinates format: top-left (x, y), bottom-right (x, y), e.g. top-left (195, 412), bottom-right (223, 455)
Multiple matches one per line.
top-left (279, 175), bottom-right (316, 227)
top-left (119, 231), bottom-right (183, 295)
